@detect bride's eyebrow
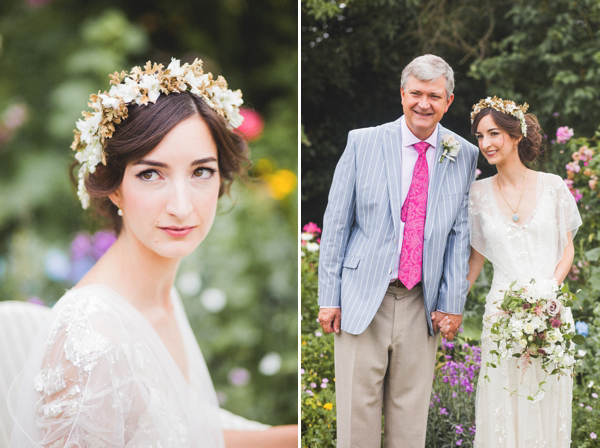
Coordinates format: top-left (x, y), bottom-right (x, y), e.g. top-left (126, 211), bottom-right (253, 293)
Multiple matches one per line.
top-left (191, 157), bottom-right (218, 166)
top-left (133, 159), bottom-right (168, 168)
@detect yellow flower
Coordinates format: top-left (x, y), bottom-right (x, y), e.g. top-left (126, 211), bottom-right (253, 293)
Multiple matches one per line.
top-left (323, 403), bottom-right (334, 411)
top-left (266, 169), bottom-right (297, 200)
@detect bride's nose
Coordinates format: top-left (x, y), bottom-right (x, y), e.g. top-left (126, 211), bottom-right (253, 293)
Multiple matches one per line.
top-left (165, 180), bottom-right (193, 219)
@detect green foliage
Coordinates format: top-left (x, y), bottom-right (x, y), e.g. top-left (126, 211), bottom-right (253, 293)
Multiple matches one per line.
top-left (469, 0), bottom-right (600, 139)
top-left (0, 0), bottom-right (297, 426)
top-left (301, 0), bottom-right (499, 225)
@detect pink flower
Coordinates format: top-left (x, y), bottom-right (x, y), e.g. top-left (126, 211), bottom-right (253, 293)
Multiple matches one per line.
top-left (591, 433), bottom-right (597, 439)
top-left (564, 179), bottom-right (574, 189)
top-left (236, 108), bottom-right (264, 141)
top-left (303, 222), bottom-right (322, 235)
top-left (550, 318), bottom-right (562, 328)
top-left (556, 126), bottom-right (574, 144)
top-left (476, 169), bottom-right (482, 178)
top-left (572, 189), bottom-right (583, 203)
top-left (546, 298), bottom-right (562, 317)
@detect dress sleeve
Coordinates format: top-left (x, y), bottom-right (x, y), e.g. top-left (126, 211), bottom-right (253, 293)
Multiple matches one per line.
top-left (468, 180), bottom-right (487, 258)
top-left (554, 175), bottom-right (582, 267)
top-left (9, 295), bottom-right (134, 447)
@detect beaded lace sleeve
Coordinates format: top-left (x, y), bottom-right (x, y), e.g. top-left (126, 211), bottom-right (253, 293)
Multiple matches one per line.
top-left (8, 287), bottom-right (224, 448)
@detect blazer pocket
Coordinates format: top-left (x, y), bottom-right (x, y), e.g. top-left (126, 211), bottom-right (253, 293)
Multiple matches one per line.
top-left (342, 256), bottom-right (360, 269)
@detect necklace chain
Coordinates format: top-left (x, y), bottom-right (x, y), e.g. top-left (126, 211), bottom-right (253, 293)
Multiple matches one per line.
top-left (497, 170), bottom-right (528, 221)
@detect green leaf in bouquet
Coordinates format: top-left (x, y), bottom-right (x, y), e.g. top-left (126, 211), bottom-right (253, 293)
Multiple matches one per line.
top-left (512, 353), bottom-right (522, 358)
top-left (572, 334), bottom-right (586, 345)
top-left (490, 350), bottom-right (499, 356)
top-left (510, 280), bottom-right (518, 289)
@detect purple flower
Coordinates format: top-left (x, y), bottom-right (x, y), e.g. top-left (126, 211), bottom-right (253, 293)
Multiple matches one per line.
top-left (310, 382), bottom-right (317, 388)
top-left (592, 393), bottom-right (598, 399)
top-left (455, 425), bottom-right (464, 435)
top-left (591, 433), bottom-right (597, 439)
top-left (322, 378), bottom-right (329, 383)
top-left (439, 408), bottom-right (449, 415)
top-left (456, 440), bottom-right (462, 446)
top-left (228, 367), bottom-right (250, 386)
top-left (27, 296), bottom-right (45, 306)
top-left (301, 369), bottom-right (305, 374)
top-left (315, 331), bottom-right (322, 337)
top-left (91, 231), bottom-right (116, 259)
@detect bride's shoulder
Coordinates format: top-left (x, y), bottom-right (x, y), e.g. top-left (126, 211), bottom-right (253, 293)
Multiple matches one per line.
top-left (537, 171), bottom-right (569, 190)
top-left (469, 176), bottom-right (491, 195)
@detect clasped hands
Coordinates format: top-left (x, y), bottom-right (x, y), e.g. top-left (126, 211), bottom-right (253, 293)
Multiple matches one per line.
top-left (431, 311), bottom-right (462, 341)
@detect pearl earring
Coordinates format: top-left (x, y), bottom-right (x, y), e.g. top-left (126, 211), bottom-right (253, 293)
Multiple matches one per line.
top-left (118, 208), bottom-right (123, 216)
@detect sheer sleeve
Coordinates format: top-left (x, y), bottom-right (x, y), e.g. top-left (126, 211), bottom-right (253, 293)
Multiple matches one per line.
top-left (9, 286), bottom-right (224, 448)
top-left (9, 293), bottom-right (135, 447)
top-left (468, 180), bottom-right (488, 259)
top-left (553, 174), bottom-right (582, 267)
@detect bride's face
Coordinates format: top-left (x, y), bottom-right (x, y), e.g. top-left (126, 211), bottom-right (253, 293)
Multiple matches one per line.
top-left (474, 114), bottom-right (520, 165)
top-left (109, 115), bottom-right (221, 259)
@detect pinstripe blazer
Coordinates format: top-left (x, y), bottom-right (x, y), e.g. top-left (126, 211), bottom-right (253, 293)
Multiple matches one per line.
top-left (318, 116), bottom-right (479, 335)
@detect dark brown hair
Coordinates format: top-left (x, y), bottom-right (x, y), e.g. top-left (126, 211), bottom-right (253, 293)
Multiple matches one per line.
top-left (73, 92), bottom-right (250, 233)
top-left (471, 108), bottom-right (544, 164)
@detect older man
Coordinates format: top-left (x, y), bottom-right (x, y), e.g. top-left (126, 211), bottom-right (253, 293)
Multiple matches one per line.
top-left (317, 54), bottom-right (478, 447)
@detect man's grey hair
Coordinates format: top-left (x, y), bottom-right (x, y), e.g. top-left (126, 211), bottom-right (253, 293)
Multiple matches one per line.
top-left (401, 54), bottom-right (455, 98)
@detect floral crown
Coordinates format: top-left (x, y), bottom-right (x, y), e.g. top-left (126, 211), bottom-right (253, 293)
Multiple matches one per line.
top-left (470, 96), bottom-right (529, 137)
top-left (71, 58), bottom-right (244, 209)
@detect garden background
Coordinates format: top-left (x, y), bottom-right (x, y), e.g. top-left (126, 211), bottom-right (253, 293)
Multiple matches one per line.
top-left (302, 0), bottom-right (600, 446)
top-left (0, 0), bottom-right (297, 427)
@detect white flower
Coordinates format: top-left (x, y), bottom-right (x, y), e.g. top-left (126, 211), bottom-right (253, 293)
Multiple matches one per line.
top-left (519, 339), bottom-right (527, 348)
top-left (546, 298), bottom-right (562, 317)
top-left (439, 134), bottom-right (461, 162)
top-left (301, 232), bottom-right (314, 241)
top-left (167, 57), bottom-right (185, 76)
top-left (138, 74), bottom-right (161, 102)
top-left (578, 350), bottom-right (587, 357)
top-left (99, 94), bottom-right (122, 109)
top-left (528, 278), bottom-right (558, 301)
top-left (306, 242), bottom-right (320, 252)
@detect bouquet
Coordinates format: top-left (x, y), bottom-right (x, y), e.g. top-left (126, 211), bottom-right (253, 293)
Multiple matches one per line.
top-left (485, 278), bottom-right (585, 401)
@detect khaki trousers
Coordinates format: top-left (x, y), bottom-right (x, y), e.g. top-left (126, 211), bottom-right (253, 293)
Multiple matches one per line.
top-left (334, 284), bottom-right (439, 448)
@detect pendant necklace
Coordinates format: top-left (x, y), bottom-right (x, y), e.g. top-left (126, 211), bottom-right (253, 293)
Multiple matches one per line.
top-left (497, 169), bottom-right (528, 222)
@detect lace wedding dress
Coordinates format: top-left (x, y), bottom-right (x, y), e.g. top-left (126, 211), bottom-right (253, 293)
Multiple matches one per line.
top-left (469, 172), bottom-right (581, 448)
top-left (8, 284), bottom-right (224, 447)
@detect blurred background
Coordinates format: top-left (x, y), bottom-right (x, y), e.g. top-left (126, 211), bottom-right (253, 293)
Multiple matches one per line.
top-left (0, 0), bottom-right (297, 426)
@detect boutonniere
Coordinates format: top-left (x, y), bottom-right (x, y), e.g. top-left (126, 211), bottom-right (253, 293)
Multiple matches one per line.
top-left (439, 134), bottom-right (461, 163)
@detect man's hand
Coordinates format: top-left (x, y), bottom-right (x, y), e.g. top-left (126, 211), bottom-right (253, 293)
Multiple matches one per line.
top-left (431, 311), bottom-right (462, 341)
top-left (318, 308), bottom-right (341, 334)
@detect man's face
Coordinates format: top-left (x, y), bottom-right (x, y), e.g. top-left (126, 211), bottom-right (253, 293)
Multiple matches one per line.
top-left (401, 76), bottom-right (454, 140)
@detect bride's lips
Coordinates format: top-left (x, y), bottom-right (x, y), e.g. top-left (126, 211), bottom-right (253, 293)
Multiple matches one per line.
top-left (160, 226), bottom-right (195, 238)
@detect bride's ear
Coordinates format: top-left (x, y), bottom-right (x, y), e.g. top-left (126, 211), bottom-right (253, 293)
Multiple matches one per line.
top-left (108, 189), bottom-right (122, 209)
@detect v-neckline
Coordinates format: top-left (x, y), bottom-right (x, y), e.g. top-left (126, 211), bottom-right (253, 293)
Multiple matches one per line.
top-left (71, 283), bottom-right (191, 386)
top-left (488, 171), bottom-right (542, 227)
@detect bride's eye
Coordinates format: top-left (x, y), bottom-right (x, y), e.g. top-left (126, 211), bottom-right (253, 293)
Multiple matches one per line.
top-left (137, 170), bottom-right (160, 181)
top-left (193, 167), bottom-right (216, 179)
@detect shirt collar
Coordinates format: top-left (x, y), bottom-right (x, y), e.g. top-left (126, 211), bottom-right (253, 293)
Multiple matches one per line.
top-left (400, 116), bottom-right (438, 149)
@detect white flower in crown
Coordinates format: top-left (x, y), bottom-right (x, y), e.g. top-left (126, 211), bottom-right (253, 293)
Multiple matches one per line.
top-left (71, 58), bottom-right (245, 209)
top-left (439, 134), bottom-right (461, 163)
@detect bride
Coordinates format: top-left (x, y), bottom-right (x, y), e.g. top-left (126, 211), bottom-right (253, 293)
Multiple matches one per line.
top-left (8, 59), bottom-right (297, 447)
top-left (466, 97), bottom-right (581, 447)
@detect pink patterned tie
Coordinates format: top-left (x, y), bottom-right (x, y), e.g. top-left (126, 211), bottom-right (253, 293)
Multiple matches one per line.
top-left (398, 141), bottom-right (430, 289)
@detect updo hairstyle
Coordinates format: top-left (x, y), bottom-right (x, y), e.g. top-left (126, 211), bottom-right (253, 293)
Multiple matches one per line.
top-left (75, 92), bottom-right (250, 233)
top-left (471, 108), bottom-right (544, 165)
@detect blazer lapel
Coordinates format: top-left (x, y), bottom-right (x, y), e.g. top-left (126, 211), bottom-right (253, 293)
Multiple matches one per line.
top-left (425, 126), bottom-right (450, 240)
top-left (382, 119), bottom-right (403, 239)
